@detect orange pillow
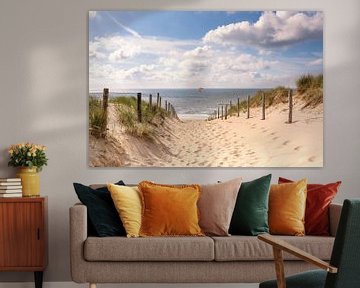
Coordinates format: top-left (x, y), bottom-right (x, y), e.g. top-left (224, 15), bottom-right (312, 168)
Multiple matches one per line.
top-left (138, 181), bottom-right (204, 237)
top-left (269, 179), bottom-right (307, 236)
top-left (278, 177), bottom-right (341, 235)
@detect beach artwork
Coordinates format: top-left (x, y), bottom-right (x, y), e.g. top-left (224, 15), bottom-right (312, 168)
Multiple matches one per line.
top-left (89, 11), bottom-right (323, 167)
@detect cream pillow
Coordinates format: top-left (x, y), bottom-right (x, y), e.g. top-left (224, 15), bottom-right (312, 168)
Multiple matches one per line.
top-left (107, 183), bottom-right (142, 237)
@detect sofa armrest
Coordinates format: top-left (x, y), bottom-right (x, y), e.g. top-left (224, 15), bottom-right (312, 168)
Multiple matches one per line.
top-left (329, 203), bottom-right (342, 237)
top-left (69, 203), bottom-right (88, 283)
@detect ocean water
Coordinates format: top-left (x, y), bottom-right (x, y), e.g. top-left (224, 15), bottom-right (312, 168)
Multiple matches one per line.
top-left (90, 88), bottom-right (267, 120)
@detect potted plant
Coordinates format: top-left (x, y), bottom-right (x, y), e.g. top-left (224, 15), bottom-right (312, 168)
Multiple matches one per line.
top-left (8, 143), bottom-right (48, 197)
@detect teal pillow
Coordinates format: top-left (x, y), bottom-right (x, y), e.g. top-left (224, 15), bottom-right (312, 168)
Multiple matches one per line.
top-left (229, 174), bottom-right (272, 236)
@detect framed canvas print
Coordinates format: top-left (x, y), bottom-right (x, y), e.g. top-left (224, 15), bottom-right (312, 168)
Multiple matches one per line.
top-left (88, 11), bottom-right (323, 167)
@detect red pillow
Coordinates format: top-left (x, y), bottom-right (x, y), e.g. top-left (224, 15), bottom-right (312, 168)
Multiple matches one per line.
top-left (278, 177), bottom-right (341, 236)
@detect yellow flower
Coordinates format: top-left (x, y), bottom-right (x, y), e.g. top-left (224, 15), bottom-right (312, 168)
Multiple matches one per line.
top-left (27, 152), bottom-right (32, 157)
top-left (8, 149), bottom-right (13, 155)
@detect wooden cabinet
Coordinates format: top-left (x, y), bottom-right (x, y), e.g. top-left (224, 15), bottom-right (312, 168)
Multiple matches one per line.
top-left (0, 197), bottom-right (47, 288)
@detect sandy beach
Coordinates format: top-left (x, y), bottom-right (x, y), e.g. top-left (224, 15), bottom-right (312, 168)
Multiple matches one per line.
top-left (89, 98), bottom-right (323, 167)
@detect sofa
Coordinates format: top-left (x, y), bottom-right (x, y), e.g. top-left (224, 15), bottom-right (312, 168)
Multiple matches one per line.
top-left (70, 200), bottom-right (342, 287)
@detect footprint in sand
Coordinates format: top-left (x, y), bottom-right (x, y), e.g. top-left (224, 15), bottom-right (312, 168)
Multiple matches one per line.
top-left (273, 136), bottom-right (279, 140)
top-left (308, 156), bottom-right (316, 162)
top-left (283, 140), bottom-right (290, 146)
top-left (270, 132), bottom-right (276, 136)
top-left (294, 146), bottom-right (302, 151)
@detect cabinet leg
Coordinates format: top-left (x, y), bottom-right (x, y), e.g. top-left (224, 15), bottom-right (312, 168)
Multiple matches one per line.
top-left (34, 271), bottom-right (43, 288)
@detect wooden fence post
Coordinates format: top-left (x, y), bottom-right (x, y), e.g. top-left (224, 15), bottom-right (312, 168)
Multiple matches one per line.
top-left (218, 106), bottom-right (220, 119)
top-left (261, 93), bottom-right (265, 120)
top-left (149, 94), bottom-right (152, 110)
top-left (165, 100), bottom-right (168, 112)
top-left (103, 88), bottom-right (109, 112)
top-left (221, 105), bottom-right (224, 120)
top-left (102, 88), bottom-right (109, 134)
top-left (159, 97), bottom-right (162, 109)
top-left (288, 89), bottom-right (293, 123)
top-left (137, 92), bottom-right (142, 123)
top-left (237, 98), bottom-right (240, 117)
top-left (225, 104), bottom-right (228, 120)
top-left (247, 95), bottom-right (250, 119)
top-left (156, 93), bottom-right (160, 109)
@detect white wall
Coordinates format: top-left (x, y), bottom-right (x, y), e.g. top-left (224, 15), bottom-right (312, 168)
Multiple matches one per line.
top-left (0, 0), bottom-right (359, 283)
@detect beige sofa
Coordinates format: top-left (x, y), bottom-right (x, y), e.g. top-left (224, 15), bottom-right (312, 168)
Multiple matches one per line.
top-left (70, 202), bottom-right (342, 287)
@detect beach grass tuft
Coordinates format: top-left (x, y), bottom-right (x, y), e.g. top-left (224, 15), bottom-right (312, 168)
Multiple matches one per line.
top-left (296, 74), bottom-right (323, 108)
top-left (111, 96), bottom-right (168, 138)
top-left (89, 96), bottom-right (107, 138)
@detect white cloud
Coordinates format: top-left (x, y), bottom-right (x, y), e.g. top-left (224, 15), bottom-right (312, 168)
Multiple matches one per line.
top-left (108, 45), bottom-right (141, 62)
top-left (308, 58), bottom-right (323, 66)
top-left (89, 16), bottom-right (321, 90)
top-left (89, 11), bottom-right (97, 19)
top-left (203, 11), bottom-right (323, 48)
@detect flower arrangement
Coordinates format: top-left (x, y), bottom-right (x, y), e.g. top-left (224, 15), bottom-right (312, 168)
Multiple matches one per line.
top-left (8, 143), bottom-right (48, 172)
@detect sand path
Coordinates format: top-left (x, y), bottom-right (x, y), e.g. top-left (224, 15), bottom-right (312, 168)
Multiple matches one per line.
top-left (90, 102), bottom-right (323, 167)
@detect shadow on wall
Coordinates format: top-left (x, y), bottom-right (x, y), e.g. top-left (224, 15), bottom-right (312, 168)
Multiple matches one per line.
top-left (0, 0), bottom-right (204, 283)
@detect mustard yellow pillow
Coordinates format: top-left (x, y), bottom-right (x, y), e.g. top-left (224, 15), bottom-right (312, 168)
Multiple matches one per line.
top-left (138, 181), bottom-right (204, 237)
top-left (107, 183), bottom-right (142, 238)
top-left (269, 179), bottom-right (307, 236)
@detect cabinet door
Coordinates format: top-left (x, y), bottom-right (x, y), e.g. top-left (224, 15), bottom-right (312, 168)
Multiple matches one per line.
top-left (0, 202), bottom-right (44, 268)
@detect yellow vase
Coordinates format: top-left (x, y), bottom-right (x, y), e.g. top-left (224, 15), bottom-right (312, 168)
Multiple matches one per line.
top-left (16, 167), bottom-right (40, 197)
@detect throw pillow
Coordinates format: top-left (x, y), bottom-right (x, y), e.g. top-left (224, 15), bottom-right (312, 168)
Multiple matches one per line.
top-left (138, 181), bottom-right (203, 237)
top-left (278, 177), bottom-right (341, 236)
top-left (198, 178), bottom-right (242, 236)
top-left (269, 179), bottom-right (307, 236)
top-left (73, 181), bottom-right (126, 237)
top-left (107, 184), bottom-right (142, 238)
top-left (229, 174), bottom-right (272, 236)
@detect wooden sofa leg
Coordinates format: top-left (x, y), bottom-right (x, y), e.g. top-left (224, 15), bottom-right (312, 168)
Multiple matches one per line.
top-left (89, 283), bottom-right (96, 288)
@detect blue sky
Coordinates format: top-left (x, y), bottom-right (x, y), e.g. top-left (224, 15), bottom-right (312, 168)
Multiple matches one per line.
top-left (89, 11), bottom-right (323, 90)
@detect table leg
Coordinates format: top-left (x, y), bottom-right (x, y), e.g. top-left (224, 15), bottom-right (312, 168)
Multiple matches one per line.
top-left (34, 271), bottom-right (43, 288)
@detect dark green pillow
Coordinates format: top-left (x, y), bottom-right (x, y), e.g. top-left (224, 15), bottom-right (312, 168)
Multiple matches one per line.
top-left (229, 174), bottom-right (272, 236)
top-left (73, 181), bottom-right (126, 237)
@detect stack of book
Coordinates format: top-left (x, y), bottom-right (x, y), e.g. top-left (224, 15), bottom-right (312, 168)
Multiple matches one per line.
top-left (0, 178), bottom-right (22, 197)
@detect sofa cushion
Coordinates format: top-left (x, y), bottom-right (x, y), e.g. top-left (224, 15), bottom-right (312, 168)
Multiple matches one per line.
top-left (84, 236), bottom-right (214, 261)
top-left (269, 179), bottom-right (307, 236)
top-left (108, 184), bottom-right (142, 238)
top-left (199, 178), bottom-right (242, 236)
top-left (73, 181), bottom-right (126, 237)
top-left (212, 236), bottom-right (334, 261)
top-left (229, 174), bottom-right (271, 236)
top-left (139, 181), bottom-right (203, 237)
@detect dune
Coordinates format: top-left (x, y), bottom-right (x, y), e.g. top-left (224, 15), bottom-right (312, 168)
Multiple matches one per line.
top-left (89, 100), bottom-right (323, 167)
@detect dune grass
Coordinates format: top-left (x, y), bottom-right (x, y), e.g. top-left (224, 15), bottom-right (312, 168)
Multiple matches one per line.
top-left (226, 74), bottom-right (323, 117)
top-left (89, 96), bottom-right (107, 138)
top-left (296, 74), bottom-right (323, 108)
top-left (111, 96), bottom-right (168, 138)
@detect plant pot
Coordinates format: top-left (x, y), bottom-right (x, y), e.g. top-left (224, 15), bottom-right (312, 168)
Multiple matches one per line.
top-left (16, 167), bottom-right (40, 197)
